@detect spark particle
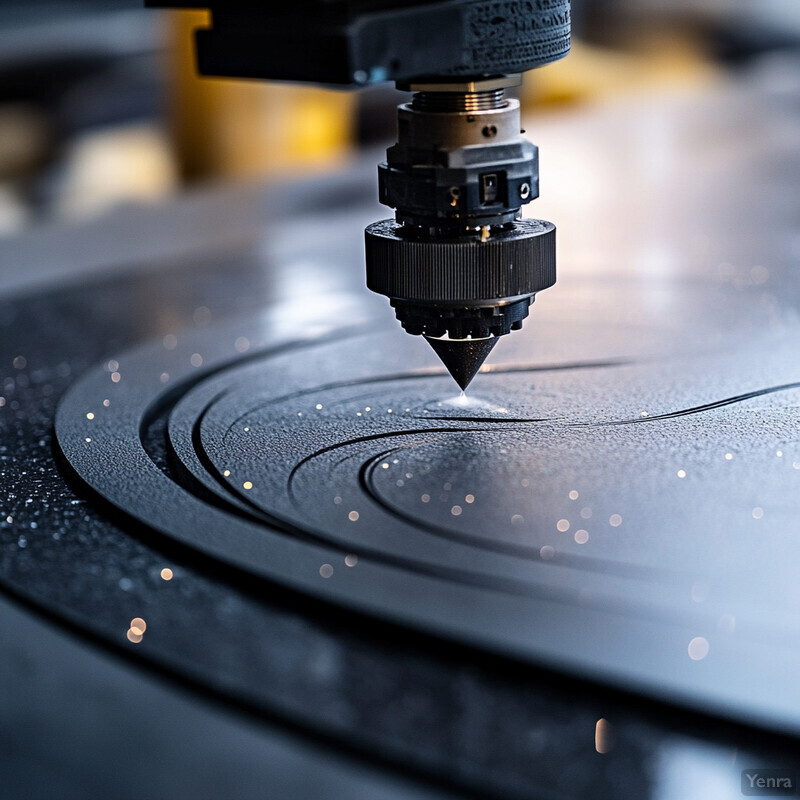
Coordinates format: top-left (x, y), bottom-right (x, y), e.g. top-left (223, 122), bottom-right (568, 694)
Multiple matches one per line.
top-left (688, 636), bottom-right (709, 661)
top-left (595, 719), bottom-right (616, 754)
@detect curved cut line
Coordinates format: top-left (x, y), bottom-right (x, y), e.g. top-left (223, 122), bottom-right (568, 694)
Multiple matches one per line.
top-left (358, 450), bottom-right (678, 583)
top-left (585, 382), bottom-right (800, 427)
top-left (139, 327), bottom-right (360, 441)
top-left (224, 357), bottom-right (632, 434)
top-left (188, 419), bottom-right (576, 599)
top-left (107, 340), bottom-right (683, 602)
top-left (287, 427), bottom-right (485, 489)
top-left (480, 358), bottom-right (633, 376)
top-left (280, 436), bottom-right (663, 604)
top-left (190, 393), bottom-right (282, 523)
top-left (421, 416), bottom-right (553, 424)
top-left (288, 443), bottom-right (401, 507)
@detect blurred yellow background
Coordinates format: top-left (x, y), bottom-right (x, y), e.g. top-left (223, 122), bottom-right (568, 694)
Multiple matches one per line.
top-left (167, 9), bottom-right (719, 182)
top-left (170, 11), bottom-right (356, 181)
top-left (0, 1), bottom-right (796, 233)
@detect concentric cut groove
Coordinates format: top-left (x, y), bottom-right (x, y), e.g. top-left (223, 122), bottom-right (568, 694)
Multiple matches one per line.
top-left (54, 318), bottom-right (800, 744)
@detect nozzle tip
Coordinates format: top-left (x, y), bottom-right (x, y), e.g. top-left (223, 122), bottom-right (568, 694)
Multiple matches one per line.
top-left (424, 335), bottom-right (498, 391)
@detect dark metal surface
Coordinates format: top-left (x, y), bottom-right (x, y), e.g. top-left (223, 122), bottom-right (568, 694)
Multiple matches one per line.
top-left (0, 591), bottom-right (449, 800)
top-left (53, 304), bottom-right (800, 738)
top-left (2, 63), bottom-right (800, 797)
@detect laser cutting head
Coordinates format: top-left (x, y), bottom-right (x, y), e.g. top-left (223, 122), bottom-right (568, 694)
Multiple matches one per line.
top-left (365, 76), bottom-right (557, 389)
top-left (146, 0), bottom-right (571, 387)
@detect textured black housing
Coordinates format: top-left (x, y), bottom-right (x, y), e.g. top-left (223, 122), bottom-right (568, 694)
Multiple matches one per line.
top-left (365, 218), bottom-right (556, 302)
top-left (145, 0), bottom-right (571, 86)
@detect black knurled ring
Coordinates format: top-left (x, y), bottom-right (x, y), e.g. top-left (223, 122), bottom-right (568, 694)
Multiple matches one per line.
top-left (365, 219), bottom-right (556, 302)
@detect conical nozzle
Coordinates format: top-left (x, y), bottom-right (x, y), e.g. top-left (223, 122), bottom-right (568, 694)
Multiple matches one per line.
top-left (424, 336), bottom-right (498, 391)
